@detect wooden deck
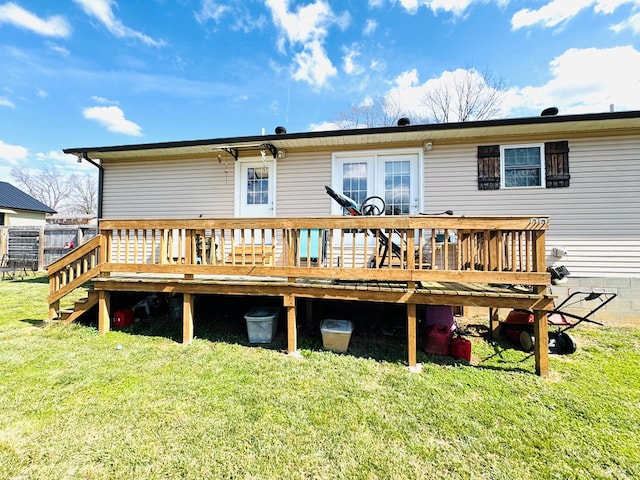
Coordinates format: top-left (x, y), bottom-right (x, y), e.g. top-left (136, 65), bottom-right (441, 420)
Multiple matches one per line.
top-left (48, 216), bottom-right (555, 376)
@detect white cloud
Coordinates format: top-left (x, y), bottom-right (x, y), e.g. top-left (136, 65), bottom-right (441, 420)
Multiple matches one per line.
top-left (292, 40), bottom-right (337, 87)
top-left (195, 1), bottom-right (267, 33)
top-left (611, 11), bottom-right (640, 33)
top-left (46, 41), bottom-right (71, 56)
top-left (379, 0), bottom-right (495, 16)
top-left (91, 95), bottom-right (118, 105)
top-left (369, 59), bottom-right (385, 72)
top-left (0, 97), bottom-right (15, 108)
top-left (73, 0), bottom-right (165, 47)
top-left (512, 0), bottom-right (596, 30)
top-left (310, 120), bottom-right (341, 131)
top-left (195, 0), bottom-right (230, 24)
top-left (398, 0), bottom-right (419, 15)
top-left (265, 0), bottom-right (347, 88)
top-left (511, 0), bottom-right (640, 30)
top-left (0, 2), bottom-right (71, 37)
top-left (82, 105), bottom-right (142, 136)
top-left (594, 0), bottom-right (633, 14)
top-left (363, 19), bottom-right (377, 35)
top-left (36, 150), bottom-right (76, 162)
top-left (504, 45), bottom-right (640, 114)
top-left (0, 140), bottom-right (28, 163)
top-left (342, 46), bottom-right (364, 75)
top-left (34, 150), bottom-right (96, 174)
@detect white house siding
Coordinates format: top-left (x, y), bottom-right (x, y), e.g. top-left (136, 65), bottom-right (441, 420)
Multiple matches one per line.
top-left (102, 157), bottom-right (234, 218)
top-left (276, 151), bottom-right (332, 217)
top-left (423, 135), bottom-right (640, 325)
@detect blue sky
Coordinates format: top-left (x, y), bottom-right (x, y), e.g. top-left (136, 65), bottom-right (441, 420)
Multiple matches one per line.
top-left (1, 0), bottom-right (639, 180)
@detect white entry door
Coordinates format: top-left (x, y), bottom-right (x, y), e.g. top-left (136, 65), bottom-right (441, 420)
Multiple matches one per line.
top-left (238, 160), bottom-right (275, 218)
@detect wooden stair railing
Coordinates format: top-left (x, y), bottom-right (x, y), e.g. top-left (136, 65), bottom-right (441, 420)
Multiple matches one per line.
top-left (58, 290), bottom-right (99, 324)
top-left (47, 235), bottom-right (102, 321)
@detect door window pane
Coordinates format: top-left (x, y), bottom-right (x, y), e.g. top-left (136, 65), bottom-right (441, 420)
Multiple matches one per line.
top-left (247, 167), bottom-right (269, 205)
top-left (384, 160), bottom-right (411, 214)
top-left (342, 162), bottom-right (368, 211)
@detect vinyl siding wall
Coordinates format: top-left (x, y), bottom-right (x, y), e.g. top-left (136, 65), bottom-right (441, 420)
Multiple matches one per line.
top-left (275, 151), bottom-right (332, 217)
top-left (102, 157), bottom-right (234, 218)
top-left (423, 134), bottom-right (640, 279)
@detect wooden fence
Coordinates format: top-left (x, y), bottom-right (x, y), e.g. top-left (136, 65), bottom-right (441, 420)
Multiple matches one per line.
top-left (0, 225), bottom-right (97, 270)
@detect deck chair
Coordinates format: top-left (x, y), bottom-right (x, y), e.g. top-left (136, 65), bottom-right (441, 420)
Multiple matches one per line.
top-left (324, 186), bottom-right (408, 268)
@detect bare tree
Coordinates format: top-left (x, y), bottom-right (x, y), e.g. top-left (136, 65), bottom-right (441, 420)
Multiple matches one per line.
top-left (68, 174), bottom-right (98, 214)
top-left (11, 166), bottom-right (71, 211)
top-left (333, 93), bottom-right (424, 129)
top-left (421, 67), bottom-right (507, 123)
top-left (11, 167), bottom-right (98, 215)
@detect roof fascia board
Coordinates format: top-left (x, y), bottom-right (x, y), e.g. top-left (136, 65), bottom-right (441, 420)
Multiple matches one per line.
top-left (63, 110), bottom-right (640, 157)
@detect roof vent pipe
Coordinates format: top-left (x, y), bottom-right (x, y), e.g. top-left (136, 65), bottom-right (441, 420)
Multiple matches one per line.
top-left (275, 126), bottom-right (287, 134)
top-left (540, 107), bottom-right (558, 117)
top-left (397, 117), bottom-right (411, 126)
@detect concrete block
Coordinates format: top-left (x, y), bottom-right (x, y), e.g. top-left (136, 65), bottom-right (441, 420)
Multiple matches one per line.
top-left (604, 277), bottom-right (632, 288)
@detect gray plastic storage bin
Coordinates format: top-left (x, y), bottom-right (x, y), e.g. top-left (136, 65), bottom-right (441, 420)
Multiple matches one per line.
top-left (245, 307), bottom-right (279, 343)
top-left (320, 319), bottom-right (353, 352)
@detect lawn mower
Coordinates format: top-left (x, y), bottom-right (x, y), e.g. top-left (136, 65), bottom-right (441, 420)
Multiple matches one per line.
top-left (500, 288), bottom-right (617, 354)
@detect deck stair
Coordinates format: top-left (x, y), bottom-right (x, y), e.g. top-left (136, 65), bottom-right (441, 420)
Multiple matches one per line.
top-left (57, 289), bottom-right (98, 324)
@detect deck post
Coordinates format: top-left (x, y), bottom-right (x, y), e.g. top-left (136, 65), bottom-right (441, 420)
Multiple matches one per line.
top-left (284, 295), bottom-right (298, 356)
top-left (532, 229), bottom-right (549, 377)
top-left (407, 303), bottom-right (421, 373)
top-left (488, 308), bottom-right (500, 339)
top-left (182, 293), bottom-right (194, 345)
top-left (98, 290), bottom-right (110, 334)
top-left (533, 310), bottom-right (549, 377)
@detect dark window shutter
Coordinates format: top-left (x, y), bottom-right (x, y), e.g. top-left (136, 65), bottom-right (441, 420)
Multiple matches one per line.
top-left (545, 141), bottom-right (570, 188)
top-left (477, 145), bottom-right (500, 190)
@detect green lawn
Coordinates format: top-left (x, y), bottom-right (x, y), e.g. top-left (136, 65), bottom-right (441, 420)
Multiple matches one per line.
top-left (1, 276), bottom-right (639, 479)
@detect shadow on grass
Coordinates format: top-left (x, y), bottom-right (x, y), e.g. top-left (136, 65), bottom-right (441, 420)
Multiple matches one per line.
top-left (58, 293), bottom-right (538, 374)
top-left (20, 318), bottom-right (47, 328)
top-left (5, 274), bottom-right (49, 284)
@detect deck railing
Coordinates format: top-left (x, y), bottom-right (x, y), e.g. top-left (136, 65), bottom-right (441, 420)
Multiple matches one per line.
top-left (47, 215), bottom-right (550, 318)
top-left (100, 216), bottom-right (548, 282)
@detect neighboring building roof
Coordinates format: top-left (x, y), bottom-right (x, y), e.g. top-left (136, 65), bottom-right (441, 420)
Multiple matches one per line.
top-left (0, 182), bottom-right (56, 214)
top-left (63, 110), bottom-right (640, 161)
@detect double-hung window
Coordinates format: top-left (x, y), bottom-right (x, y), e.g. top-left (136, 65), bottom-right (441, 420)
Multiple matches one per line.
top-left (500, 144), bottom-right (545, 188)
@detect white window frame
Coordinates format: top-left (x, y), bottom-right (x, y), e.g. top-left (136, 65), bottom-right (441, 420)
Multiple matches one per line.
top-left (500, 143), bottom-right (545, 189)
top-left (330, 148), bottom-right (423, 215)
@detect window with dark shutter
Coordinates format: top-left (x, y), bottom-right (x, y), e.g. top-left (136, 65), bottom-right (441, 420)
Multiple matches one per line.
top-left (477, 145), bottom-right (500, 190)
top-left (545, 141), bottom-right (570, 188)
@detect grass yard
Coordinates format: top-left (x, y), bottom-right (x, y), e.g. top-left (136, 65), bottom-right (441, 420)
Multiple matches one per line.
top-left (1, 276), bottom-right (639, 479)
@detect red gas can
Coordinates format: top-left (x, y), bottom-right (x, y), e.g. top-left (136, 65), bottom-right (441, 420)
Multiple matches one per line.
top-left (424, 325), bottom-right (453, 356)
top-left (112, 308), bottom-right (134, 329)
top-left (450, 336), bottom-right (472, 362)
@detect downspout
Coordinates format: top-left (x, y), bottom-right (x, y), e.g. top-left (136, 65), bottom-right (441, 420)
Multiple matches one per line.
top-left (80, 152), bottom-right (104, 220)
